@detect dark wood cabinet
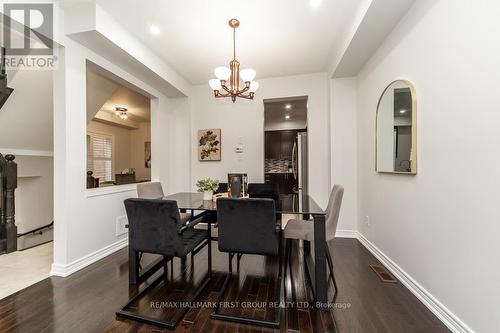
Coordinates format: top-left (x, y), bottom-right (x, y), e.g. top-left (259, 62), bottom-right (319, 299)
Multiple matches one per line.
top-left (280, 131), bottom-right (295, 160)
top-left (265, 131), bottom-right (282, 159)
top-left (265, 130), bottom-right (298, 160)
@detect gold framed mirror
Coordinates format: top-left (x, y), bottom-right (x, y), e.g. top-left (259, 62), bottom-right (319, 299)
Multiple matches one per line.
top-left (376, 80), bottom-right (417, 174)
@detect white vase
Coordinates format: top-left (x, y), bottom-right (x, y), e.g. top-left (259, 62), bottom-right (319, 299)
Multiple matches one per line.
top-left (203, 190), bottom-right (213, 201)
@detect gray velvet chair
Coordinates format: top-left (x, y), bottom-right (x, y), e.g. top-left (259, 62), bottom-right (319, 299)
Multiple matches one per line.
top-left (284, 184), bottom-right (344, 300)
top-left (117, 198), bottom-right (212, 329)
top-left (137, 182), bottom-right (191, 224)
top-left (247, 183), bottom-right (279, 202)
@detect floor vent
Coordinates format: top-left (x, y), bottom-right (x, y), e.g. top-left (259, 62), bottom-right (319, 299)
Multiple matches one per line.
top-left (370, 264), bottom-right (398, 283)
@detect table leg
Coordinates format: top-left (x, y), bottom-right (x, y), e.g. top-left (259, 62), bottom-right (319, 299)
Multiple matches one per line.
top-left (207, 222), bottom-right (212, 279)
top-left (313, 214), bottom-right (327, 306)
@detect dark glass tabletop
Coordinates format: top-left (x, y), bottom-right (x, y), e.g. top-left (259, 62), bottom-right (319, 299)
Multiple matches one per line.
top-left (163, 192), bottom-right (325, 215)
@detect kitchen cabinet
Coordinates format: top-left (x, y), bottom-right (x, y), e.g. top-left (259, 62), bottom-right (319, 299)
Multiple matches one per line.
top-left (265, 130), bottom-right (299, 160)
top-left (280, 130), bottom-right (296, 160)
top-left (265, 131), bottom-right (282, 159)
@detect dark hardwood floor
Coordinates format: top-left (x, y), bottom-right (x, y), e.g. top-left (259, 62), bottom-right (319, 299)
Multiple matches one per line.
top-left (0, 239), bottom-right (449, 333)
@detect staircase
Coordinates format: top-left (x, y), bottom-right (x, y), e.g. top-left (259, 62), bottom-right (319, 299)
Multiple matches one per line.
top-left (0, 153), bottom-right (17, 254)
top-left (0, 47), bottom-right (13, 109)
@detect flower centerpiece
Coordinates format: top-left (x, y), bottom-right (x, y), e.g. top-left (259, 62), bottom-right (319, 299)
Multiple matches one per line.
top-left (196, 178), bottom-right (219, 201)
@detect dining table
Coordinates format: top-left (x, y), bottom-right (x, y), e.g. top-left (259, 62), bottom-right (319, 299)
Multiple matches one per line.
top-left (163, 191), bottom-right (330, 307)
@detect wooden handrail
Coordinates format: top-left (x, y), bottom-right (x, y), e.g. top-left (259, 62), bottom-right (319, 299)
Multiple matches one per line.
top-left (0, 153), bottom-right (17, 254)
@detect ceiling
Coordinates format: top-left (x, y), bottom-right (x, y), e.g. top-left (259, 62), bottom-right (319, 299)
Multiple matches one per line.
top-left (94, 0), bottom-right (365, 85)
top-left (264, 97), bottom-right (308, 130)
top-left (101, 86), bottom-right (151, 123)
top-left (87, 66), bottom-right (151, 125)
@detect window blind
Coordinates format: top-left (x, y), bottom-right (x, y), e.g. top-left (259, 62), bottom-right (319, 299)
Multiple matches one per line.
top-left (87, 133), bottom-right (113, 182)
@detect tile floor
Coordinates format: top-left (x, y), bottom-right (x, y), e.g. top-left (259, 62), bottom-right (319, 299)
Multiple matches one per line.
top-left (0, 242), bottom-right (53, 300)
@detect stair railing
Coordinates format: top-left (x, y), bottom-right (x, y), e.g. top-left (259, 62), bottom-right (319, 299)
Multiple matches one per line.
top-left (0, 153), bottom-right (17, 254)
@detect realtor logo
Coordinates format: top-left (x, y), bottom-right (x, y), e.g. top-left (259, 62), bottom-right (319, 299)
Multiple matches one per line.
top-left (2, 3), bottom-right (56, 69)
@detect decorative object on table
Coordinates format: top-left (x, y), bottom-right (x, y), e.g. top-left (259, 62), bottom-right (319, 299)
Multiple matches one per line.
top-left (208, 18), bottom-right (259, 103)
top-left (227, 173), bottom-right (247, 197)
top-left (198, 129), bottom-right (221, 161)
top-left (196, 178), bottom-right (220, 201)
top-left (230, 176), bottom-right (241, 198)
top-left (144, 141), bottom-right (151, 168)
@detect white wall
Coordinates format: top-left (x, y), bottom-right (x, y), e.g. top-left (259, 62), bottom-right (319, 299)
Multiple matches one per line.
top-left (130, 122), bottom-right (151, 181)
top-left (191, 73), bottom-right (331, 207)
top-left (330, 77), bottom-right (357, 232)
top-left (356, 0), bottom-right (499, 331)
top-left (51, 37), bottom-right (176, 274)
top-left (0, 70), bottom-right (53, 151)
top-left (15, 156), bottom-right (54, 247)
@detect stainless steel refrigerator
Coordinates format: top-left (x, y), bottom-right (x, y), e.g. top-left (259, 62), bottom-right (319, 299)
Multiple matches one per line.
top-left (292, 132), bottom-right (308, 195)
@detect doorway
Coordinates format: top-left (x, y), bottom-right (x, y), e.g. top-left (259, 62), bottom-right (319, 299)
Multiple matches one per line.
top-left (263, 96), bottom-right (308, 195)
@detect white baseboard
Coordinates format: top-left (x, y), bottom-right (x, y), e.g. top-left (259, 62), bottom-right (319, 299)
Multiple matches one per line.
top-left (335, 229), bottom-right (357, 238)
top-left (50, 238), bottom-right (128, 277)
top-left (356, 232), bottom-right (473, 333)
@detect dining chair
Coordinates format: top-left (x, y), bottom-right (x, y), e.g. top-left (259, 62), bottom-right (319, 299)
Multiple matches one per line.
top-left (211, 198), bottom-right (283, 328)
top-left (137, 182), bottom-right (192, 225)
top-left (247, 183), bottom-right (279, 201)
top-left (117, 198), bottom-right (213, 329)
top-left (284, 184), bottom-right (344, 300)
top-left (214, 182), bottom-right (228, 194)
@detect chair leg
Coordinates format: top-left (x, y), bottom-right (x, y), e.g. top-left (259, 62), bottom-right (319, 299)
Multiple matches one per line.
top-left (237, 253), bottom-right (243, 271)
top-left (207, 225), bottom-right (212, 278)
top-left (163, 256), bottom-right (170, 274)
top-left (129, 248), bottom-right (139, 284)
top-left (284, 239), bottom-right (292, 282)
top-left (211, 251), bottom-right (282, 328)
top-left (117, 265), bottom-right (211, 329)
top-left (325, 242), bottom-right (338, 301)
top-left (228, 253), bottom-right (233, 273)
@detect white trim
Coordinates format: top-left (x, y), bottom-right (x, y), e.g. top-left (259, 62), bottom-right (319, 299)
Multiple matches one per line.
top-left (356, 232), bottom-right (474, 333)
top-left (85, 183), bottom-right (138, 197)
top-left (50, 237), bottom-right (128, 277)
top-left (0, 148), bottom-right (53, 157)
top-left (335, 229), bottom-right (357, 238)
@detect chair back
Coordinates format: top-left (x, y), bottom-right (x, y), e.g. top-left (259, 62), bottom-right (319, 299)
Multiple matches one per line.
top-left (124, 198), bottom-right (183, 256)
top-left (215, 182), bottom-right (228, 194)
top-left (325, 184), bottom-right (344, 241)
top-left (217, 198), bottom-right (279, 256)
top-left (137, 182), bottom-right (164, 199)
top-left (247, 183), bottom-right (279, 202)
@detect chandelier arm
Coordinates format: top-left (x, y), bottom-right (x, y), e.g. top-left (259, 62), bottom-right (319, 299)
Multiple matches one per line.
top-left (236, 92), bottom-right (254, 99)
top-left (215, 92), bottom-right (232, 98)
top-left (221, 84), bottom-right (232, 94)
top-left (236, 85), bottom-right (250, 95)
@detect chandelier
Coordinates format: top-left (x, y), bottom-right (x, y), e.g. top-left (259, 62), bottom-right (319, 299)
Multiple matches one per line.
top-left (209, 19), bottom-right (259, 102)
top-left (115, 107), bottom-right (128, 120)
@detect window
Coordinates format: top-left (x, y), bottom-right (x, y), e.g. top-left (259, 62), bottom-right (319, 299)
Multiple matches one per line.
top-left (87, 132), bottom-right (113, 182)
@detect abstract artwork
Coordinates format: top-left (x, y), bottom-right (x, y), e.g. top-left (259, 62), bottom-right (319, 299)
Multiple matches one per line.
top-left (198, 129), bottom-right (221, 161)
